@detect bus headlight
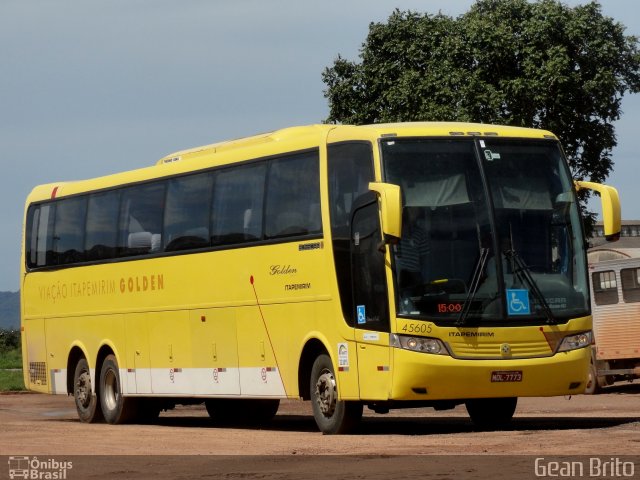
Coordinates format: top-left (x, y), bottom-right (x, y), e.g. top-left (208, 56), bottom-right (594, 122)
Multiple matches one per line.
top-left (390, 334), bottom-right (450, 356)
top-left (557, 331), bottom-right (592, 352)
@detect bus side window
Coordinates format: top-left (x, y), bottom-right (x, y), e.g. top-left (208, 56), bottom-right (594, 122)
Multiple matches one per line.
top-left (328, 144), bottom-right (375, 232)
top-left (118, 182), bottom-right (166, 257)
top-left (52, 196), bottom-right (87, 265)
top-left (592, 270), bottom-right (619, 305)
top-left (164, 172), bottom-right (213, 252)
top-left (85, 190), bottom-right (120, 261)
top-left (211, 163), bottom-right (265, 245)
top-left (265, 151), bottom-right (321, 239)
top-left (26, 203), bottom-right (55, 268)
top-left (26, 206), bottom-right (40, 268)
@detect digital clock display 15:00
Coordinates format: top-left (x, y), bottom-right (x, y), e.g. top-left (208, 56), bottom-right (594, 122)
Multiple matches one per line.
top-left (437, 302), bottom-right (463, 313)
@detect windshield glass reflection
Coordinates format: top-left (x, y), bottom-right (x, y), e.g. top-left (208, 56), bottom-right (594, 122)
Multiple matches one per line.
top-left (382, 138), bottom-right (588, 324)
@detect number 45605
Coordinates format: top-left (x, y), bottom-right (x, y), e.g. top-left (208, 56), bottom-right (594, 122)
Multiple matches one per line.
top-left (401, 323), bottom-right (432, 334)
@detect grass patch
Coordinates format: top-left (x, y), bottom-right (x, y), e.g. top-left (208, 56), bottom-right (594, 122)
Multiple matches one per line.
top-left (0, 343), bottom-right (26, 391)
top-left (0, 330), bottom-right (26, 391)
top-left (0, 369), bottom-right (25, 392)
top-left (0, 347), bottom-right (22, 369)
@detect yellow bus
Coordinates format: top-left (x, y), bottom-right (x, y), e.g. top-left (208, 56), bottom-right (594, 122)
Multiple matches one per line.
top-left (21, 123), bottom-right (620, 433)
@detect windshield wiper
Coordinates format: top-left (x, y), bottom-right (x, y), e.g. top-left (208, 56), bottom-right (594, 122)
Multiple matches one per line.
top-left (504, 249), bottom-right (556, 324)
top-left (457, 247), bottom-right (490, 326)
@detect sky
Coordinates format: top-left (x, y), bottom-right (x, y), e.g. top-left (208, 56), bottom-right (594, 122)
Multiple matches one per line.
top-left (1, 0), bottom-right (639, 292)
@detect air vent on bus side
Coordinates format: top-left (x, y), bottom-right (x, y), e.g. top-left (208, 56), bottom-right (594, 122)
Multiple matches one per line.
top-left (29, 362), bottom-right (47, 385)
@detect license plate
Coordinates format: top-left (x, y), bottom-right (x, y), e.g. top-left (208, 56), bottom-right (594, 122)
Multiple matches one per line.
top-left (491, 370), bottom-right (523, 382)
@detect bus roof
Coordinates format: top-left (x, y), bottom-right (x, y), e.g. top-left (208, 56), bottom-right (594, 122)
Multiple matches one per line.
top-left (158, 122), bottom-right (557, 164)
top-left (26, 122), bottom-right (557, 204)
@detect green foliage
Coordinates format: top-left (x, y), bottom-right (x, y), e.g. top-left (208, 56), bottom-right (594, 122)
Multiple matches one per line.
top-left (0, 328), bottom-right (23, 371)
top-left (0, 329), bottom-right (24, 390)
top-left (0, 329), bottom-right (21, 352)
top-left (0, 348), bottom-right (22, 370)
top-left (323, 0), bottom-right (640, 192)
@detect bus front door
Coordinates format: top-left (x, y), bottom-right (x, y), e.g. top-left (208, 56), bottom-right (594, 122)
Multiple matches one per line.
top-left (351, 198), bottom-right (391, 401)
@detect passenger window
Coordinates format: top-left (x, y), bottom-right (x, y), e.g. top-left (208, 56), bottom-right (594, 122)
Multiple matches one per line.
top-left (85, 190), bottom-right (120, 261)
top-left (52, 196), bottom-right (87, 265)
top-left (164, 173), bottom-right (212, 251)
top-left (592, 270), bottom-right (619, 305)
top-left (265, 151), bottom-right (321, 239)
top-left (211, 163), bottom-right (265, 245)
top-left (118, 182), bottom-right (166, 257)
top-left (328, 143), bottom-right (375, 232)
top-left (621, 267), bottom-right (640, 303)
top-left (26, 204), bottom-right (55, 268)
top-left (26, 207), bottom-right (40, 268)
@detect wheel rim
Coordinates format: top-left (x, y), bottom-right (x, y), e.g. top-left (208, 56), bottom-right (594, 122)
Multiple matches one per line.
top-left (75, 370), bottom-right (92, 409)
top-left (314, 368), bottom-right (337, 418)
top-left (103, 368), bottom-right (119, 412)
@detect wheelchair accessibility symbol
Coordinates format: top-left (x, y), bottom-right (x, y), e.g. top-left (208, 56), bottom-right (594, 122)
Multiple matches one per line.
top-left (357, 305), bottom-right (367, 324)
top-left (507, 289), bottom-right (530, 316)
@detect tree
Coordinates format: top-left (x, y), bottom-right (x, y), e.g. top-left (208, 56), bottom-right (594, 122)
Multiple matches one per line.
top-left (323, 0), bottom-right (640, 216)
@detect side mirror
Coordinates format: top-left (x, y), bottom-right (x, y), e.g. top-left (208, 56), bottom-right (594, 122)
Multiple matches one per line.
top-left (574, 180), bottom-right (621, 241)
top-left (368, 182), bottom-right (402, 242)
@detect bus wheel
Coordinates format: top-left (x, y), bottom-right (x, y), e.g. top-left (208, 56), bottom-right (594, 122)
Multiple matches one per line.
top-left (73, 358), bottom-right (104, 423)
top-left (584, 360), bottom-right (601, 395)
top-left (465, 397), bottom-right (517, 429)
top-left (205, 399), bottom-right (280, 425)
top-left (99, 354), bottom-right (137, 424)
top-left (585, 357), bottom-right (610, 394)
top-left (310, 354), bottom-right (362, 434)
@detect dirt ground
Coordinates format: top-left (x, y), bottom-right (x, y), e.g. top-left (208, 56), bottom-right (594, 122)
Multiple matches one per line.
top-left (1, 384), bottom-right (639, 479)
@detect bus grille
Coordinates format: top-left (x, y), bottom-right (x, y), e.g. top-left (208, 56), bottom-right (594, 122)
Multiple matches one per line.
top-left (29, 362), bottom-right (47, 385)
top-left (448, 339), bottom-right (553, 359)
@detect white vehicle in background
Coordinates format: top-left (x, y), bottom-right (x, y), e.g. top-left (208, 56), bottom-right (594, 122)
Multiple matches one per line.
top-left (587, 257), bottom-right (640, 393)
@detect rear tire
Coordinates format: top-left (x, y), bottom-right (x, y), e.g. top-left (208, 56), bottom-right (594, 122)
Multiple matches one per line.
top-left (99, 354), bottom-right (137, 424)
top-left (73, 358), bottom-right (104, 423)
top-left (310, 354), bottom-right (362, 434)
top-left (465, 397), bottom-right (517, 429)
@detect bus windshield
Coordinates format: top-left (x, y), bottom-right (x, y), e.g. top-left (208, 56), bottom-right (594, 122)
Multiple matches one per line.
top-left (382, 137), bottom-right (588, 324)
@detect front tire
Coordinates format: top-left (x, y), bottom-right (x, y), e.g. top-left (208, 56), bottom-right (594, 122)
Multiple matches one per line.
top-left (99, 354), bottom-right (137, 424)
top-left (73, 358), bottom-right (103, 423)
top-left (310, 354), bottom-right (362, 434)
top-left (465, 397), bottom-right (517, 429)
